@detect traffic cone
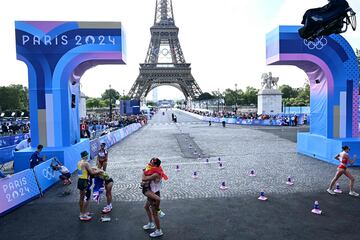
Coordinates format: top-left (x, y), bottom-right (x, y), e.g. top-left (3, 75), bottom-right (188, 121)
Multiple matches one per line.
top-left (189, 144), bottom-right (192, 149)
top-left (193, 150), bottom-right (197, 155)
top-left (249, 170), bottom-right (256, 177)
top-left (286, 176), bottom-right (294, 185)
top-left (175, 165), bottom-right (180, 171)
top-left (258, 191), bottom-right (268, 201)
top-left (334, 182), bottom-right (342, 193)
top-left (192, 171), bottom-right (198, 179)
top-left (219, 162), bottom-right (225, 169)
top-left (311, 201), bottom-right (322, 215)
top-left (220, 181), bottom-right (228, 190)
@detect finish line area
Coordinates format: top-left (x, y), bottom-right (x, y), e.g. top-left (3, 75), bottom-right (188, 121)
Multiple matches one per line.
top-left (1, 110), bottom-right (360, 240)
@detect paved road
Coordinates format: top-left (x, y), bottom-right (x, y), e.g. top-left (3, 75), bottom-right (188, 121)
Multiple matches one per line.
top-left (1, 109), bottom-right (360, 240)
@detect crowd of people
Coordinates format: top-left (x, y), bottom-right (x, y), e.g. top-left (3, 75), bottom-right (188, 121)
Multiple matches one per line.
top-left (182, 108), bottom-right (306, 126)
top-left (0, 119), bottom-right (30, 136)
top-left (80, 114), bottom-right (148, 139)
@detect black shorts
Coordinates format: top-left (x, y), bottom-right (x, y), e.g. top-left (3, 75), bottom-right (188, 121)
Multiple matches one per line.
top-left (141, 181), bottom-right (151, 195)
top-left (105, 178), bottom-right (113, 185)
top-left (77, 179), bottom-right (88, 191)
top-left (147, 191), bottom-right (160, 205)
top-left (61, 172), bottom-right (71, 179)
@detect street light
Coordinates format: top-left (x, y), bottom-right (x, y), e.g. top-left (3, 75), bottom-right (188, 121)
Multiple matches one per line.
top-left (235, 83), bottom-right (238, 113)
top-left (109, 84), bottom-right (112, 120)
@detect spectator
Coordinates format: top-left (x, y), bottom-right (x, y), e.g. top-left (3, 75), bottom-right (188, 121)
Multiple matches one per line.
top-left (29, 144), bottom-right (45, 168)
top-left (15, 138), bottom-right (31, 151)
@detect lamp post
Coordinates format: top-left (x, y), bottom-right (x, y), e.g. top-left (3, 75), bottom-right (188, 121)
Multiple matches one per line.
top-left (109, 84), bottom-right (112, 120)
top-left (235, 83), bottom-right (238, 113)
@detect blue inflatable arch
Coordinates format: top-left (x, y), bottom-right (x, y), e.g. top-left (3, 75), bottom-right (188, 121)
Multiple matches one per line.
top-left (266, 26), bottom-right (359, 165)
top-left (14, 21), bottom-right (126, 172)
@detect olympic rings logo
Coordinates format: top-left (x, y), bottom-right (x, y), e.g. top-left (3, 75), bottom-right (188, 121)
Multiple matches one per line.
top-left (304, 36), bottom-right (328, 50)
top-left (42, 167), bottom-right (56, 180)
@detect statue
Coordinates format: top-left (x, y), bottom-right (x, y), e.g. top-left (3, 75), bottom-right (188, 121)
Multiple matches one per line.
top-left (261, 72), bottom-right (279, 90)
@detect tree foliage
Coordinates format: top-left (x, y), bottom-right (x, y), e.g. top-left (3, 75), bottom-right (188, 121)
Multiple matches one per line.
top-left (197, 92), bottom-right (215, 101)
top-left (86, 98), bottom-right (107, 108)
top-left (101, 89), bottom-right (120, 101)
top-left (222, 87), bottom-right (257, 106)
top-left (280, 81), bottom-right (310, 106)
top-left (0, 84), bottom-right (28, 111)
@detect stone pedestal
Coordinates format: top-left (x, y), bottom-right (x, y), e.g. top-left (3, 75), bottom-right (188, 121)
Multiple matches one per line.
top-left (257, 89), bottom-right (282, 114)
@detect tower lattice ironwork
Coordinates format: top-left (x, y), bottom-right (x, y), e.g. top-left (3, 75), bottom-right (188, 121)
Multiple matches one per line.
top-left (128, 0), bottom-right (202, 100)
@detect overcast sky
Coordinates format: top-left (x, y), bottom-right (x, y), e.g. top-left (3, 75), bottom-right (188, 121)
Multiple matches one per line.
top-left (1, 0), bottom-right (359, 100)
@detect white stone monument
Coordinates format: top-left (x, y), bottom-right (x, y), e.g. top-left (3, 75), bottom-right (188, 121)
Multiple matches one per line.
top-left (257, 72), bottom-right (282, 115)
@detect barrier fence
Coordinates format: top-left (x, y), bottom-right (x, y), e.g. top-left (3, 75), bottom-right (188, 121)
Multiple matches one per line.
top-left (0, 169), bottom-right (41, 216)
top-left (0, 122), bottom-right (143, 216)
top-left (0, 133), bottom-right (28, 148)
top-left (177, 109), bottom-right (308, 126)
top-left (0, 133), bottom-right (29, 165)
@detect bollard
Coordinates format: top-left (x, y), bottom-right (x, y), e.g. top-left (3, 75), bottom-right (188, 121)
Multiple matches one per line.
top-left (176, 165), bottom-right (180, 171)
top-left (220, 181), bottom-right (228, 190)
top-left (286, 176), bottom-right (294, 185)
top-left (249, 170), bottom-right (256, 177)
top-left (258, 191), bottom-right (268, 201)
top-left (334, 182), bottom-right (342, 193)
top-left (219, 162), bottom-right (224, 169)
top-left (311, 201), bottom-right (322, 215)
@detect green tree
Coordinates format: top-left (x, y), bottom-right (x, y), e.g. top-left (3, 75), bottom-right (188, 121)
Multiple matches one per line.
top-left (120, 95), bottom-right (131, 100)
top-left (146, 101), bottom-right (156, 106)
top-left (0, 84), bottom-right (28, 111)
top-left (279, 84), bottom-right (298, 99)
top-left (243, 86), bottom-right (258, 105)
top-left (197, 92), bottom-right (214, 101)
top-left (86, 98), bottom-right (106, 108)
top-left (101, 89), bottom-right (120, 101)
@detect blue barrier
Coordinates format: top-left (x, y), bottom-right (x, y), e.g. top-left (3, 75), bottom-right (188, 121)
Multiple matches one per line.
top-left (90, 138), bottom-right (100, 160)
top-left (0, 145), bottom-right (15, 164)
top-left (0, 134), bottom-right (27, 148)
top-left (0, 169), bottom-right (41, 216)
top-left (33, 159), bottom-right (61, 193)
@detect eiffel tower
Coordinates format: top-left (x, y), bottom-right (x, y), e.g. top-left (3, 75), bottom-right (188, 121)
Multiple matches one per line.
top-left (128, 0), bottom-right (202, 100)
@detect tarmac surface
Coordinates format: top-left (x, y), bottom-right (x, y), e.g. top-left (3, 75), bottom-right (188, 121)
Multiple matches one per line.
top-left (1, 109), bottom-right (360, 240)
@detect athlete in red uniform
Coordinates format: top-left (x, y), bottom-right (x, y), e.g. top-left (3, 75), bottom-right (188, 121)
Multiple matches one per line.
top-left (327, 146), bottom-right (358, 196)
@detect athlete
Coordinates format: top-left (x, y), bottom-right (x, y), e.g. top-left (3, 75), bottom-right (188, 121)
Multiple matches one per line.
top-left (97, 143), bottom-right (108, 171)
top-left (141, 158), bottom-right (168, 215)
top-left (77, 151), bottom-right (101, 221)
top-left (142, 158), bottom-right (167, 238)
top-left (51, 158), bottom-right (71, 185)
top-left (92, 168), bottom-right (114, 214)
top-left (327, 146), bottom-right (359, 196)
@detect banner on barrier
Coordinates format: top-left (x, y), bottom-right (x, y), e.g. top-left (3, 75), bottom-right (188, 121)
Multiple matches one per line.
top-left (0, 134), bottom-right (27, 148)
top-left (90, 138), bottom-right (100, 160)
top-left (0, 169), bottom-right (40, 216)
top-left (33, 158), bottom-right (61, 193)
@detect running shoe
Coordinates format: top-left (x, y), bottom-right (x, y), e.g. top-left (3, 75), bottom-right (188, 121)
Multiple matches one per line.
top-left (157, 209), bottom-right (165, 218)
top-left (79, 215), bottom-right (92, 221)
top-left (327, 188), bottom-right (336, 195)
top-left (143, 222), bottom-right (156, 230)
top-left (349, 191), bottom-right (359, 197)
top-left (150, 229), bottom-right (163, 238)
top-left (102, 206), bottom-right (112, 214)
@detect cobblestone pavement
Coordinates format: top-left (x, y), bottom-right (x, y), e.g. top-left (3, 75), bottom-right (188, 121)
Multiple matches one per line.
top-left (3, 109), bottom-right (360, 240)
top-left (42, 109), bottom-right (360, 203)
